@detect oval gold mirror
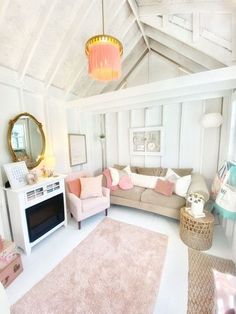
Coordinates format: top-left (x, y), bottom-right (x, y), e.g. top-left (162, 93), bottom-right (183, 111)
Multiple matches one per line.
top-left (8, 112), bottom-right (46, 169)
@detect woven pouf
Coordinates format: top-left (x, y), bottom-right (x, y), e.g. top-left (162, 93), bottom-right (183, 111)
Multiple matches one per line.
top-left (180, 207), bottom-right (214, 251)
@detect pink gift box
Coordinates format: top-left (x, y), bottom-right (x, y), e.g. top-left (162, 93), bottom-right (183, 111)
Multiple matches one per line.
top-left (0, 254), bottom-right (23, 288)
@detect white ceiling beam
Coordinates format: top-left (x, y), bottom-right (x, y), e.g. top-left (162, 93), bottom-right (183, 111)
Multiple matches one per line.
top-left (139, 2), bottom-right (235, 16)
top-left (67, 65), bottom-right (236, 113)
top-left (192, 12), bottom-right (200, 43)
top-left (142, 16), bottom-right (231, 64)
top-left (115, 49), bottom-right (148, 90)
top-left (45, 0), bottom-right (96, 90)
top-left (169, 14), bottom-right (231, 50)
top-left (120, 14), bottom-right (136, 39)
top-left (162, 15), bottom-right (169, 29)
top-left (78, 90), bottom-right (231, 115)
top-left (201, 29), bottom-right (231, 51)
top-left (64, 0), bottom-right (127, 98)
top-left (102, 45), bottom-right (148, 94)
top-left (127, 0), bottom-right (150, 50)
top-left (18, 0), bottom-right (58, 81)
top-left (150, 39), bottom-right (206, 73)
top-left (144, 24), bottom-right (224, 69)
top-left (0, 0), bottom-right (10, 26)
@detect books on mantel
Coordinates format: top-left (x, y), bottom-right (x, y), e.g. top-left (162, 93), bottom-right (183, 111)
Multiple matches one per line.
top-left (186, 208), bottom-right (206, 219)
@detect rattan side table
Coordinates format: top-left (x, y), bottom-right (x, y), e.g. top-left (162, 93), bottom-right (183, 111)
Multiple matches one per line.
top-left (179, 207), bottom-right (214, 251)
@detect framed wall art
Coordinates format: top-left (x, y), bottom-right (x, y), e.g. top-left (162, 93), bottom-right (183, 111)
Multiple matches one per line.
top-left (68, 134), bottom-right (87, 166)
top-left (129, 127), bottom-right (164, 156)
top-left (3, 161), bottom-right (29, 189)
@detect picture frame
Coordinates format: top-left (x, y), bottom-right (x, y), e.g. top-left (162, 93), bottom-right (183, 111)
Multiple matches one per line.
top-left (129, 127), bottom-right (164, 156)
top-left (68, 134), bottom-right (87, 166)
top-left (3, 161), bottom-right (29, 189)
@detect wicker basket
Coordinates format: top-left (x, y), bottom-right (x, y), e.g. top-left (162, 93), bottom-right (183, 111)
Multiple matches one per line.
top-left (180, 207), bottom-right (214, 251)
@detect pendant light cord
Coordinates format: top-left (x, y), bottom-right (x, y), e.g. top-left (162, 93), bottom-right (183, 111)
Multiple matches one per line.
top-left (102, 0), bottom-right (105, 34)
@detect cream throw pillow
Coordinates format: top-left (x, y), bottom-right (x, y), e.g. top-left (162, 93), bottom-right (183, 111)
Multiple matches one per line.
top-left (80, 175), bottom-right (103, 199)
top-left (165, 168), bottom-right (191, 197)
top-left (130, 173), bottom-right (158, 189)
top-left (109, 166), bottom-right (131, 186)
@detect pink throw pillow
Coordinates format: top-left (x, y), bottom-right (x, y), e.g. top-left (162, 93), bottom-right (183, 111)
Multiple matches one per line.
top-left (119, 176), bottom-right (133, 190)
top-left (103, 168), bottom-right (118, 191)
top-left (67, 179), bottom-right (81, 197)
top-left (155, 179), bottom-right (174, 196)
top-left (80, 175), bottom-right (103, 199)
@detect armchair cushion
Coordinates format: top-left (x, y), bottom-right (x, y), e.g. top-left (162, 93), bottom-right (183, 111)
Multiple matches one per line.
top-left (80, 175), bottom-right (103, 199)
top-left (67, 179), bottom-right (81, 197)
top-left (82, 196), bottom-right (109, 212)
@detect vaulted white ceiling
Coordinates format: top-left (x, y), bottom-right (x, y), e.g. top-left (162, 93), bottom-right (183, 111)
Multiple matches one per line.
top-left (0, 0), bottom-right (234, 99)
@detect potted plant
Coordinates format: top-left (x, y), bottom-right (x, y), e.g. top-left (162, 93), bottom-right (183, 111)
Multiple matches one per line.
top-left (186, 192), bottom-right (205, 216)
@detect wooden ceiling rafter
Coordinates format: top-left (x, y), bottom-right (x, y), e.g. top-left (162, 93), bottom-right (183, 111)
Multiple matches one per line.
top-left (18, 0), bottom-right (58, 82)
top-left (138, 1), bottom-right (235, 16)
top-left (127, 0), bottom-right (150, 51)
top-left (44, 0), bottom-right (97, 90)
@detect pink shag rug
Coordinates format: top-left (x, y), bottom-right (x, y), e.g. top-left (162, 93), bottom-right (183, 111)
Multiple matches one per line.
top-left (11, 218), bottom-right (168, 314)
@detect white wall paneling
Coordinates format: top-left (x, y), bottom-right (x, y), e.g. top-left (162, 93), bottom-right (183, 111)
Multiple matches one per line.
top-left (105, 113), bottom-right (119, 167)
top-left (0, 70), bottom-right (68, 239)
top-left (201, 98), bottom-right (222, 185)
top-left (162, 103), bottom-right (182, 168)
top-left (130, 109), bottom-right (145, 167)
top-left (144, 106), bottom-right (163, 167)
top-left (96, 97), bottom-right (224, 180)
top-left (117, 111), bottom-right (130, 166)
top-left (178, 100), bottom-right (203, 171)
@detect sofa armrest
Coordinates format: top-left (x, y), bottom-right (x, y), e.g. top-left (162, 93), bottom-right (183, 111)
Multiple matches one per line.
top-left (102, 187), bottom-right (110, 198)
top-left (187, 173), bottom-right (210, 201)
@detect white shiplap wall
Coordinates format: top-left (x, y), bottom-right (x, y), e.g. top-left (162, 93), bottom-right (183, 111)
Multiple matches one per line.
top-left (104, 98), bottom-right (223, 185)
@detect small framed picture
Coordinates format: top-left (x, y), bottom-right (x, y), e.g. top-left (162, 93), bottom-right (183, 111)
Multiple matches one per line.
top-left (3, 161), bottom-right (29, 189)
top-left (130, 127), bottom-right (164, 156)
top-left (68, 134), bottom-right (87, 166)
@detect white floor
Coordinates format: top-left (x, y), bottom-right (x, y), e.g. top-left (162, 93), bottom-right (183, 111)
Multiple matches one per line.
top-left (6, 205), bottom-right (233, 314)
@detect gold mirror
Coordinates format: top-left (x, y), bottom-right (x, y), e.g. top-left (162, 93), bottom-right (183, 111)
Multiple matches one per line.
top-left (8, 112), bottom-right (46, 169)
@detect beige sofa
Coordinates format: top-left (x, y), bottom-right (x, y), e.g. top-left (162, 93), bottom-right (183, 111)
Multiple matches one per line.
top-left (109, 165), bottom-right (210, 220)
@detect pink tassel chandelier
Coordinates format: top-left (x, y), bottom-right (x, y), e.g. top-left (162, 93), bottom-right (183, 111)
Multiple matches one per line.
top-left (85, 0), bottom-right (123, 81)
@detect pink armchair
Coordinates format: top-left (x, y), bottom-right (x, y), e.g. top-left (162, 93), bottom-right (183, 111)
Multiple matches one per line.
top-left (65, 171), bottom-right (110, 229)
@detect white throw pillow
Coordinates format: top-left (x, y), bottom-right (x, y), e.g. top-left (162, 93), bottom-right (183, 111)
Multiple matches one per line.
top-left (109, 167), bottom-right (120, 186)
top-left (109, 166), bottom-right (131, 186)
top-left (130, 173), bottom-right (158, 189)
top-left (123, 165), bottom-right (132, 175)
top-left (165, 168), bottom-right (191, 197)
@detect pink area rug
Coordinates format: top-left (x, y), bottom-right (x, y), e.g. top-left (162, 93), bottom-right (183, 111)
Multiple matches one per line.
top-left (11, 218), bottom-right (168, 314)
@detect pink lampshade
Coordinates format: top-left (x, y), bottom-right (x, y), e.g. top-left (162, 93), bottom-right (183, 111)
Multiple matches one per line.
top-left (85, 35), bottom-right (123, 81)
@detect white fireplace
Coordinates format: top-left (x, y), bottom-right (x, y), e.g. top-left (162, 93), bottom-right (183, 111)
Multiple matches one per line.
top-left (4, 175), bottom-right (67, 255)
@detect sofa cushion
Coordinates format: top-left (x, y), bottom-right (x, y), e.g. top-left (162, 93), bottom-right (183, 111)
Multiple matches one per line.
top-left (103, 168), bottom-right (118, 191)
top-left (136, 167), bottom-right (163, 177)
top-left (119, 176), bottom-right (133, 190)
top-left (155, 179), bottom-right (175, 196)
top-left (130, 173), bottom-right (158, 189)
top-left (111, 186), bottom-right (145, 202)
top-left (166, 168), bottom-right (191, 197)
top-left (141, 189), bottom-right (186, 209)
top-left (161, 168), bottom-right (193, 177)
top-left (114, 164), bottom-right (138, 173)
